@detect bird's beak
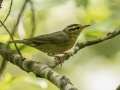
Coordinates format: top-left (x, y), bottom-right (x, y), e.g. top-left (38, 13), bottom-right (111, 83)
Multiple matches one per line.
top-left (82, 25), bottom-right (90, 29)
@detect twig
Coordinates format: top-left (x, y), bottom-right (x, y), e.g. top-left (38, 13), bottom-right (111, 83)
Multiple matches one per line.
top-left (29, 0), bottom-right (35, 37)
top-left (0, 57), bottom-right (7, 74)
top-left (0, 0), bottom-right (3, 8)
top-left (0, 0), bottom-right (13, 27)
top-left (0, 20), bottom-right (21, 55)
top-left (11, 0), bottom-right (28, 36)
top-left (49, 29), bottom-right (120, 68)
top-left (19, 0), bottom-right (36, 50)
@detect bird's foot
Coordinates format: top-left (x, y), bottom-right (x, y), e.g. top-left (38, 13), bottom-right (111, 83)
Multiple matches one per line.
top-left (54, 56), bottom-right (64, 67)
top-left (47, 52), bottom-right (74, 67)
top-left (47, 53), bottom-right (64, 66)
top-left (54, 52), bottom-right (74, 66)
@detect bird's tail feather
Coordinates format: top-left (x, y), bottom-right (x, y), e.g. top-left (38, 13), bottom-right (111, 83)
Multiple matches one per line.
top-left (9, 40), bottom-right (29, 44)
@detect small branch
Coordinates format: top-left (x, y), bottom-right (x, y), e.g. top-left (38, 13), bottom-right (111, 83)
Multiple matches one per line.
top-left (0, 0), bottom-right (13, 27)
top-left (0, 0), bottom-right (3, 8)
top-left (28, 0), bottom-right (35, 38)
top-left (0, 21), bottom-right (21, 55)
top-left (49, 29), bottom-right (120, 68)
top-left (19, 0), bottom-right (36, 50)
top-left (0, 42), bottom-right (78, 90)
top-left (11, 0), bottom-right (28, 36)
top-left (0, 58), bottom-right (7, 74)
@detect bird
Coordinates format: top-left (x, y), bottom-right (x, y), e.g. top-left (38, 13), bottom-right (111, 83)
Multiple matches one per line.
top-left (9, 24), bottom-right (90, 66)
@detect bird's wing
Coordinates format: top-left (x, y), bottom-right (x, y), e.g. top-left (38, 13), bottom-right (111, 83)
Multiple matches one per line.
top-left (29, 31), bottom-right (70, 45)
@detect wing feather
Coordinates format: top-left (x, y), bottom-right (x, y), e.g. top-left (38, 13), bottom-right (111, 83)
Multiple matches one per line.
top-left (28, 31), bottom-right (70, 45)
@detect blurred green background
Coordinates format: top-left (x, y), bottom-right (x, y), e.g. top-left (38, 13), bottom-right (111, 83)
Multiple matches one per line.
top-left (0, 0), bottom-right (120, 90)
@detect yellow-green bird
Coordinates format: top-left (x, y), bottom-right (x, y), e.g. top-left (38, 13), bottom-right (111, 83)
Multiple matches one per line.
top-left (10, 24), bottom-right (90, 65)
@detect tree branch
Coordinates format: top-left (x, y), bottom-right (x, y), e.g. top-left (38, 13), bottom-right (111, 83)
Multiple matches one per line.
top-left (49, 29), bottom-right (120, 68)
top-left (0, 42), bottom-right (78, 90)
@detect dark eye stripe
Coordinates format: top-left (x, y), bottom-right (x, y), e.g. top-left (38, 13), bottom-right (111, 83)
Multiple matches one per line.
top-left (68, 27), bottom-right (80, 31)
top-left (67, 24), bottom-right (79, 28)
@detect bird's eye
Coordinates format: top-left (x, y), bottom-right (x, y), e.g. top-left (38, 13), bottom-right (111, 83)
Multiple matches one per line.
top-left (76, 27), bottom-right (80, 29)
top-left (65, 25), bottom-right (80, 31)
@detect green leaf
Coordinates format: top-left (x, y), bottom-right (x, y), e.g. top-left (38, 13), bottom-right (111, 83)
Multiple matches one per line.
top-left (85, 31), bottom-right (106, 40)
top-left (75, 0), bottom-right (88, 7)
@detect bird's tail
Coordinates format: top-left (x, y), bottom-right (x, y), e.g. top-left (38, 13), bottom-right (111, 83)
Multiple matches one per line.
top-left (9, 40), bottom-right (29, 44)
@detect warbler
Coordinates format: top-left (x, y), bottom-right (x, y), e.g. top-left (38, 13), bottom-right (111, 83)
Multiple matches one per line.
top-left (9, 24), bottom-right (90, 65)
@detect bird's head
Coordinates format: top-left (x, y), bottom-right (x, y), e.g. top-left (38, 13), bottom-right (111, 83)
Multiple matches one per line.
top-left (63, 24), bottom-right (90, 38)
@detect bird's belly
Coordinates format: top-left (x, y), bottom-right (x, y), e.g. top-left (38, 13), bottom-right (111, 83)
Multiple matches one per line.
top-left (35, 38), bottom-right (76, 53)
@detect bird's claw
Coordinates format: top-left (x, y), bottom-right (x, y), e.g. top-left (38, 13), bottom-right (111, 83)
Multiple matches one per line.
top-left (48, 52), bottom-right (74, 67)
top-left (55, 56), bottom-right (64, 67)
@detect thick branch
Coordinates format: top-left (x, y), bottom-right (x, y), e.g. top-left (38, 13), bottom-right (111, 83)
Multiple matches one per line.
top-left (49, 29), bottom-right (120, 68)
top-left (0, 42), bottom-right (77, 90)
